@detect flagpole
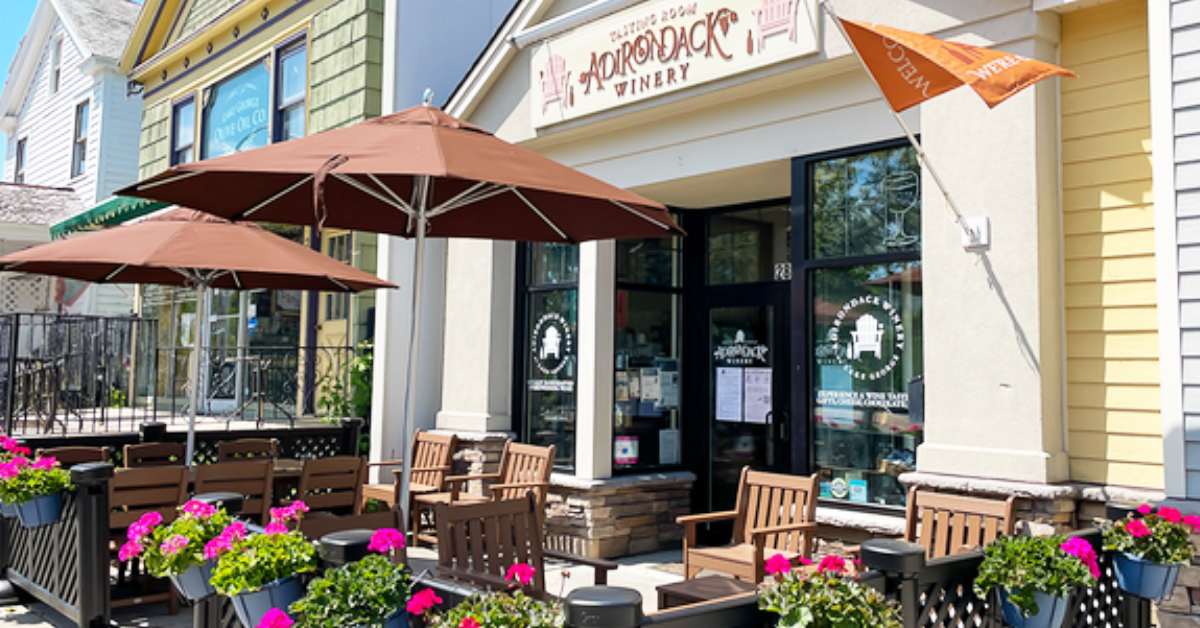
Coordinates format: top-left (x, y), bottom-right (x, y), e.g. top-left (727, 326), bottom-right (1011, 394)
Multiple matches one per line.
top-left (820, 0), bottom-right (970, 236)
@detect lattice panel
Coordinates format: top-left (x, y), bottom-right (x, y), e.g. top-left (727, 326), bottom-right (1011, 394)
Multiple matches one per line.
top-left (6, 493), bottom-right (81, 610)
top-left (918, 581), bottom-right (998, 628)
top-left (218, 595), bottom-right (242, 628)
top-left (1067, 551), bottom-right (1132, 628)
top-left (280, 433), bottom-right (343, 460)
top-left (0, 274), bottom-right (51, 314)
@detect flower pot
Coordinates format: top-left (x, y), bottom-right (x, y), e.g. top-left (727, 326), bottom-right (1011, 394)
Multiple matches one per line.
top-left (1000, 590), bottom-right (1070, 628)
top-left (0, 501), bottom-right (16, 518)
top-left (229, 576), bottom-right (303, 628)
top-left (15, 493), bottom-right (62, 528)
top-left (357, 612), bottom-right (408, 628)
top-left (169, 561), bottom-right (216, 601)
top-left (1113, 552), bottom-right (1181, 602)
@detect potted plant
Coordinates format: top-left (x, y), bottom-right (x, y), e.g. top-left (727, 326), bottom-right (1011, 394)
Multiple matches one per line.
top-left (210, 501), bottom-right (316, 627)
top-left (758, 553), bottom-right (901, 628)
top-left (974, 535), bottom-right (1098, 628)
top-left (288, 527), bottom-right (412, 627)
top-left (0, 454), bottom-right (71, 528)
top-left (117, 499), bottom-right (241, 600)
top-left (429, 563), bottom-right (561, 628)
top-left (0, 436), bottom-right (31, 518)
top-left (1103, 504), bottom-right (1200, 601)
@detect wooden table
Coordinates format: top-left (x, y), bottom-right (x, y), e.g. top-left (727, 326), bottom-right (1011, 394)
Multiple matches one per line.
top-left (656, 575), bottom-right (757, 610)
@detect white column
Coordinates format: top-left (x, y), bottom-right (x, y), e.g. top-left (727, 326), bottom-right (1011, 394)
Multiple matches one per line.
top-left (436, 239), bottom-right (515, 432)
top-left (576, 240), bottom-right (615, 480)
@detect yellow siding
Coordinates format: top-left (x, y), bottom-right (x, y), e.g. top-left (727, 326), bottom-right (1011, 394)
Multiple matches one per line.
top-left (1061, 0), bottom-right (1162, 490)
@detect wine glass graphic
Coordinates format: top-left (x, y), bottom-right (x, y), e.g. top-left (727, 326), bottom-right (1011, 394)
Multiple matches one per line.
top-left (882, 170), bottom-right (919, 247)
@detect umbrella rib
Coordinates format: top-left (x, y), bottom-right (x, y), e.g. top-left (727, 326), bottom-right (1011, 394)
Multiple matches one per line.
top-left (427, 181), bottom-right (488, 216)
top-left (611, 200), bottom-right (673, 231)
top-left (511, 188), bottom-right (569, 241)
top-left (333, 173), bottom-right (414, 217)
top-left (104, 265), bottom-right (128, 282)
top-left (231, 270), bottom-right (242, 290)
top-left (429, 184), bottom-right (512, 218)
top-left (328, 276), bottom-right (350, 291)
top-left (240, 175), bottom-right (315, 219)
top-left (139, 170), bottom-right (204, 191)
top-left (365, 174), bottom-right (415, 215)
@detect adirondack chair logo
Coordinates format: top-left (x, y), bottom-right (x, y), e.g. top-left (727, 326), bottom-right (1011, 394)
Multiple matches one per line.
top-left (539, 53), bottom-right (571, 114)
top-left (751, 0), bottom-right (800, 53)
top-left (531, 312), bottom-right (574, 376)
top-left (826, 295), bottom-right (906, 381)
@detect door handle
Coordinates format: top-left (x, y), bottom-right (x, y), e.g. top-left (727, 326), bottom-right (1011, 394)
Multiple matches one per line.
top-left (775, 410), bottom-right (789, 442)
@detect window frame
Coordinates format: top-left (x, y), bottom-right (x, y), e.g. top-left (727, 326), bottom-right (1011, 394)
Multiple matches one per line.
top-left (323, 232), bottom-right (352, 321)
top-left (199, 58), bottom-right (271, 160)
top-left (49, 37), bottom-right (61, 94)
top-left (790, 137), bottom-right (922, 512)
top-left (170, 96), bottom-right (196, 166)
top-left (273, 37), bottom-right (307, 143)
top-left (13, 138), bottom-right (26, 184)
top-left (70, 100), bottom-right (88, 179)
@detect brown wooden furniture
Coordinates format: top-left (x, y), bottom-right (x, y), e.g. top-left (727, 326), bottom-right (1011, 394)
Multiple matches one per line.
top-left (903, 486), bottom-right (1016, 559)
top-left (656, 575), bottom-right (757, 610)
top-left (217, 438), bottom-right (279, 462)
top-left (194, 460), bottom-right (274, 523)
top-left (362, 431), bottom-right (458, 509)
top-left (38, 445), bottom-right (110, 466)
top-left (123, 442), bottom-right (185, 468)
top-left (677, 467), bottom-right (818, 583)
top-left (299, 508), bottom-right (403, 541)
top-left (296, 455), bottom-right (365, 515)
top-left (108, 466), bottom-right (190, 612)
top-left (434, 493), bottom-right (617, 598)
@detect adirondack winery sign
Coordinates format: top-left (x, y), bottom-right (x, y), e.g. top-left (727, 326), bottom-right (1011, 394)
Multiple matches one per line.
top-left (530, 0), bottom-right (819, 127)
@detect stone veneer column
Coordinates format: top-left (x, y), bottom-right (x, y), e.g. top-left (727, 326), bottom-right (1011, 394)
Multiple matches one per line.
top-left (915, 14), bottom-right (1070, 484)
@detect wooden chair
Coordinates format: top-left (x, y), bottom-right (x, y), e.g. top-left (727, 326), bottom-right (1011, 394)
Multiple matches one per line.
top-left (677, 467), bottom-right (818, 583)
top-left (903, 486), bottom-right (1016, 559)
top-left (109, 466), bottom-right (190, 612)
top-left (38, 446), bottom-right (110, 467)
top-left (124, 442), bottom-right (185, 468)
top-left (217, 438), bottom-right (279, 462)
top-left (194, 460), bottom-right (273, 523)
top-left (362, 431), bottom-right (458, 510)
top-left (434, 493), bottom-right (617, 597)
top-left (296, 456), bottom-right (364, 515)
top-left (299, 508), bottom-right (402, 541)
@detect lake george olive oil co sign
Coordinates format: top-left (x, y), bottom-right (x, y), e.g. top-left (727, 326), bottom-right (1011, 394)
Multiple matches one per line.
top-left (530, 0), bottom-right (819, 127)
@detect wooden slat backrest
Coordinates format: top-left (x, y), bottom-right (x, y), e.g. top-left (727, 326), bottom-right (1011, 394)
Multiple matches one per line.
top-left (109, 466), bottom-right (188, 532)
top-left (124, 442), bottom-right (185, 468)
top-left (904, 487), bottom-right (1016, 559)
top-left (495, 443), bottom-right (555, 505)
top-left (411, 431), bottom-right (457, 489)
top-left (731, 468), bottom-right (818, 553)
top-left (217, 438), bottom-right (279, 462)
top-left (195, 460), bottom-right (274, 523)
top-left (298, 456), bottom-right (364, 514)
top-left (39, 446), bottom-right (110, 467)
top-left (300, 509), bottom-right (401, 541)
top-left (435, 493), bottom-right (546, 596)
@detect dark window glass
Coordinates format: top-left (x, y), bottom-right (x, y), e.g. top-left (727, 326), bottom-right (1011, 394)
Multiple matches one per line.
top-left (614, 289), bottom-right (681, 471)
top-left (523, 243), bottom-right (579, 470)
top-left (172, 99), bottom-right (195, 165)
top-left (275, 43), bottom-right (306, 142)
top-left (617, 237), bottom-right (680, 286)
top-left (530, 242), bottom-right (578, 285)
top-left (324, 233), bottom-right (352, 320)
top-left (707, 205), bottom-right (790, 284)
top-left (13, 138), bottom-right (26, 184)
top-left (811, 146), bottom-right (920, 259)
top-left (71, 100), bottom-right (88, 178)
top-left (202, 61), bottom-right (270, 159)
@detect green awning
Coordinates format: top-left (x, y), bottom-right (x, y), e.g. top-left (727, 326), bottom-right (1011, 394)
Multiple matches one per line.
top-left (50, 196), bottom-right (170, 239)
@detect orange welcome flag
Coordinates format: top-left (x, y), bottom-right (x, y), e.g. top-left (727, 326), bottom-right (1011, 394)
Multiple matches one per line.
top-left (839, 18), bottom-right (1075, 112)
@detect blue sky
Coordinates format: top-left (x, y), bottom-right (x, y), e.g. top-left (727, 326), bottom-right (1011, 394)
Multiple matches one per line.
top-left (0, 1), bottom-right (40, 171)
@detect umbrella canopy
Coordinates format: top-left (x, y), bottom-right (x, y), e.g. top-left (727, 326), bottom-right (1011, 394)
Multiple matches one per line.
top-left (0, 207), bottom-right (394, 291)
top-left (118, 105), bottom-right (682, 242)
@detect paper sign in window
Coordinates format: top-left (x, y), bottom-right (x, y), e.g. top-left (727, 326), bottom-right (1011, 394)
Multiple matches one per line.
top-left (743, 367), bottom-right (772, 424)
top-left (715, 366), bottom-right (743, 422)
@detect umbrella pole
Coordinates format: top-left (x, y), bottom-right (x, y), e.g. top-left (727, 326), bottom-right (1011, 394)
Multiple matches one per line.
top-left (821, 0), bottom-right (971, 235)
top-left (186, 282), bottom-right (205, 465)
top-left (397, 176), bottom-right (429, 542)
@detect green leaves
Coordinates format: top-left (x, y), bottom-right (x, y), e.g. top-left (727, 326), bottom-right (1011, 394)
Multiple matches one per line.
top-left (210, 530), bottom-right (317, 596)
top-left (289, 555), bottom-right (412, 627)
top-left (0, 466), bottom-right (70, 504)
top-left (1102, 512), bottom-right (1194, 565)
top-left (142, 509), bottom-right (232, 577)
top-left (758, 571), bottom-right (901, 628)
top-left (974, 535), bottom-right (1094, 617)
top-left (429, 590), bottom-right (564, 628)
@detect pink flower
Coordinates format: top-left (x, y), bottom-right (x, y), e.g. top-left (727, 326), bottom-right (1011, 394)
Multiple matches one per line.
top-left (256, 608), bottom-right (293, 628)
top-left (31, 456), bottom-right (57, 471)
top-left (203, 536), bottom-right (232, 560)
top-left (459, 618), bottom-right (480, 628)
top-left (1183, 515), bottom-right (1200, 532)
top-left (10, 446), bottom-right (30, 457)
top-left (10, 456), bottom-right (28, 469)
top-left (127, 522), bottom-right (151, 542)
top-left (1060, 537), bottom-right (1101, 580)
top-left (505, 562), bottom-right (536, 586)
top-left (137, 511), bottom-right (163, 529)
top-left (817, 554), bottom-right (846, 574)
top-left (1137, 503), bottom-right (1153, 515)
top-left (764, 553), bottom-right (793, 575)
top-left (367, 528), bottom-right (406, 554)
top-left (1159, 507), bottom-right (1183, 524)
top-left (269, 501), bottom-right (309, 524)
top-left (160, 534), bottom-right (189, 556)
top-left (406, 588), bottom-right (442, 615)
top-left (798, 556), bottom-right (813, 566)
top-left (223, 521), bottom-right (247, 540)
top-left (182, 500), bottom-right (217, 519)
top-left (0, 436), bottom-right (15, 451)
top-left (264, 521), bottom-right (288, 535)
top-left (0, 462), bottom-right (18, 480)
top-left (118, 540), bottom-right (142, 562)
top-left (1126, 518), bottom-right (1152, 538)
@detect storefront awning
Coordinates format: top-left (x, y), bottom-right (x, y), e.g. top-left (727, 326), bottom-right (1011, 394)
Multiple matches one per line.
top-left (49, 196), bottom-right (170, 239)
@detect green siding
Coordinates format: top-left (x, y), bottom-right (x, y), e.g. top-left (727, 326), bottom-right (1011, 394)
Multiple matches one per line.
top-left (139, 99), bottom-right (172, 179)
top-left (173, 0), bottom-right (241, 44)
top-left (309, 0), bottom-right (384, 133)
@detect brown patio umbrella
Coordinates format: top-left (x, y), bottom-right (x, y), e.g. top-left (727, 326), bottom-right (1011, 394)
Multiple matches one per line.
top-left (0, 208), bottom-right (394, 462)
top-left (119, 103), bottom-right (682, 531)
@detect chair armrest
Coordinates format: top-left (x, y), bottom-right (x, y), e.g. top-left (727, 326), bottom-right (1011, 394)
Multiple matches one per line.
top-left (366, 459), bottom-right (404, 468)
top-left (544, 549), bottom-right (619, 586)
top-left (749, 521), bottom-right (818, 537)
top-left (392, 465), bottom-right (453, 475)
top-left (676, 510), bottom-right (738, 526)
top-left (445, 472), bottom-right (501, 484)
top-left (488, 482), bottom-right (550, 493)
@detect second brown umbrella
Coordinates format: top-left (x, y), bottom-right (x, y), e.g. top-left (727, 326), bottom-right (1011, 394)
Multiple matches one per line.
top-left (0, 208), bottom-right (395, 462)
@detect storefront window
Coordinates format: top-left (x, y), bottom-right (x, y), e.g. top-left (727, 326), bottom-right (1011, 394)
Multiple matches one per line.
top-left (708, 205), bottom-right (790, 285)
top-left (522, 243), bottom-right (578, 469)
top-left (614, 235), bottom-right (681, 471)
top-left (201, 61), bottom-right (270, 159)
top-left (275, 43), bottom-right (307, 142)
top-left (806, 143), bottom-right (922, 508)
